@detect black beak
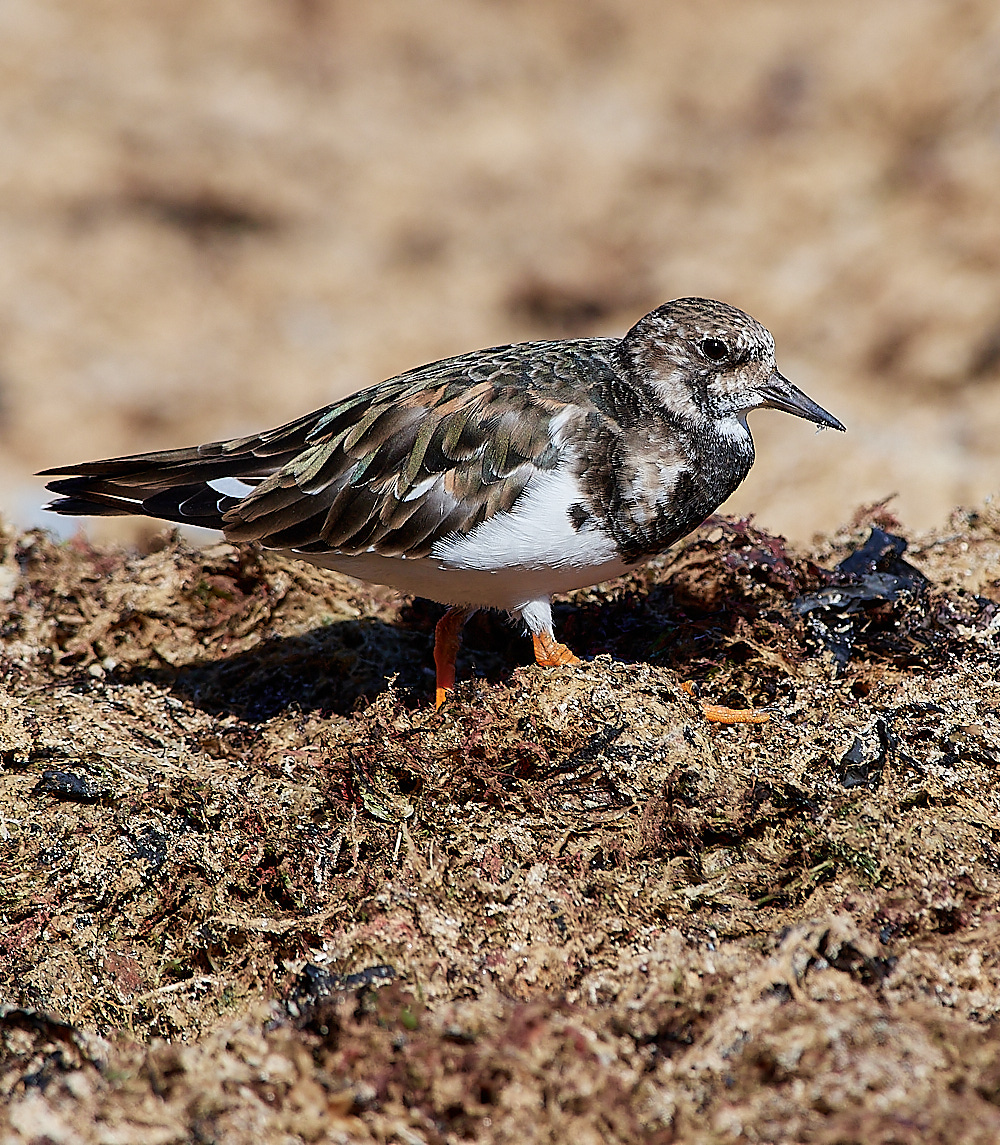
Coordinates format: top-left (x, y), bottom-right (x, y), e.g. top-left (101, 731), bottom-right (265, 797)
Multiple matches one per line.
top-left (760, 370), bottom-right (846, 432)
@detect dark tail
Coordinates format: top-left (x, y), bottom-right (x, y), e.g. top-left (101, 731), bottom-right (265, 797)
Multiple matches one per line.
top-left (38, 408), bottom-right (327, 530)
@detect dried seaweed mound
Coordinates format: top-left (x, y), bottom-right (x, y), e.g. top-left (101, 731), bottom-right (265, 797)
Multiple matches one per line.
top-left (2, 505), bottom-right (1000, 1144)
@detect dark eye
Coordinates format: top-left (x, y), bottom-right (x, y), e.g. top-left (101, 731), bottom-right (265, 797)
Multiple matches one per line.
top-left (700, 337), bottom-right (730, 362)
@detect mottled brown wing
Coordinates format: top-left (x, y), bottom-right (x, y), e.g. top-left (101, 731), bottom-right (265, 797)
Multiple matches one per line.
top-left (42, 339), bottom-right (620, 552)
top-left (223, 365), bottom-right (578, 558)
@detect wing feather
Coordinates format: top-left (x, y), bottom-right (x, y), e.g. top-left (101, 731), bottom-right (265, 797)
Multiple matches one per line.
top-left (41, 338), bottom-right (622, 553)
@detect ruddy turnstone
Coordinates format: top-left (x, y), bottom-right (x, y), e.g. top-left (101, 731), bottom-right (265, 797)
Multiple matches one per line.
top-left (40, 297), bottom-right (844, 713)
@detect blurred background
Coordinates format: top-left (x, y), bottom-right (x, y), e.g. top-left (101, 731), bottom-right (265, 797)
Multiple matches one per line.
top-left (2, 0), bottom-right (1000, 544)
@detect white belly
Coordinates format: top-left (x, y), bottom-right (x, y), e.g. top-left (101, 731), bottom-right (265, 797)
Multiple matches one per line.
top-left (287, 548), bottom-right (632, 611)
top-left (278, 467), bottom-right (634, 612)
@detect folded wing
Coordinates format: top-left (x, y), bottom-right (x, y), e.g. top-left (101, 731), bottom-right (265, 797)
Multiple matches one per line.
top-left (41, 345), bottom-right (591, 558)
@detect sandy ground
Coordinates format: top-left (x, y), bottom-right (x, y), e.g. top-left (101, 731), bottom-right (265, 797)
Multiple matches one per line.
top-left (3, 4), bottom-right (1000, 1143)
top-left (1, 0), bottom-right (1000, 542)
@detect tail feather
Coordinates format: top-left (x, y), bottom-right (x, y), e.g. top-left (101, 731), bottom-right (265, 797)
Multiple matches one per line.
top-left (41, 492), bottom-right (144, 518)
top-left (42, 476), bottom-right (244, 529)
top-left (38, 434), bottom-right (306, 532)
top-left (39, 451), bottom-right (281, 491)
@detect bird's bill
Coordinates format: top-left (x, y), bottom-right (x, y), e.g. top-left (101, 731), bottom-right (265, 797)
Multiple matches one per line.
top-left (759, 370), bottom-right (846, 431)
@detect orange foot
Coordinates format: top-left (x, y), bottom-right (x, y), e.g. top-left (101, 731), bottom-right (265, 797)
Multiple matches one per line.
top-left (532, 632), bottom-right (582, 669)
top-left (680, 680), bottom-right (770, 725)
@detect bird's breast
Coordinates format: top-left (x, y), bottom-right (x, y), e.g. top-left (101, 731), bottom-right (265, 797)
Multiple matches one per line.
top-left (580, 417), bottom-right (755, 564)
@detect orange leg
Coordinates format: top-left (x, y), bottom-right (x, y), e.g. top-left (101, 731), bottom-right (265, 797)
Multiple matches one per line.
top-left (680, 680), bottom-right (770, 725)
top-left (434, 607), bottom-right (471, 709)
top-left (532, 631), bottom-right (582, 669)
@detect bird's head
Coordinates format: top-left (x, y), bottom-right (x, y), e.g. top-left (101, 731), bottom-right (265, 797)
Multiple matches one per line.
top-left (620, 297), bottom-right (845, 432)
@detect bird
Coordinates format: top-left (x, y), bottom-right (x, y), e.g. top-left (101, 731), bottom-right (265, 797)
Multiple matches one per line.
top-left (40, 297), bottom-right (845, 715)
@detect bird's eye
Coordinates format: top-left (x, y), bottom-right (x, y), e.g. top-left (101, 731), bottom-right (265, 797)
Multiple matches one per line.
top-left (700, 338), bottom-right (730, 362)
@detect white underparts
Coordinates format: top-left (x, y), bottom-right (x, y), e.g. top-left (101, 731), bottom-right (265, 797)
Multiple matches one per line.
top-left (281, 465), bottom-right (633, 614)
top-left (431, 467), bottom-right (619, 573)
